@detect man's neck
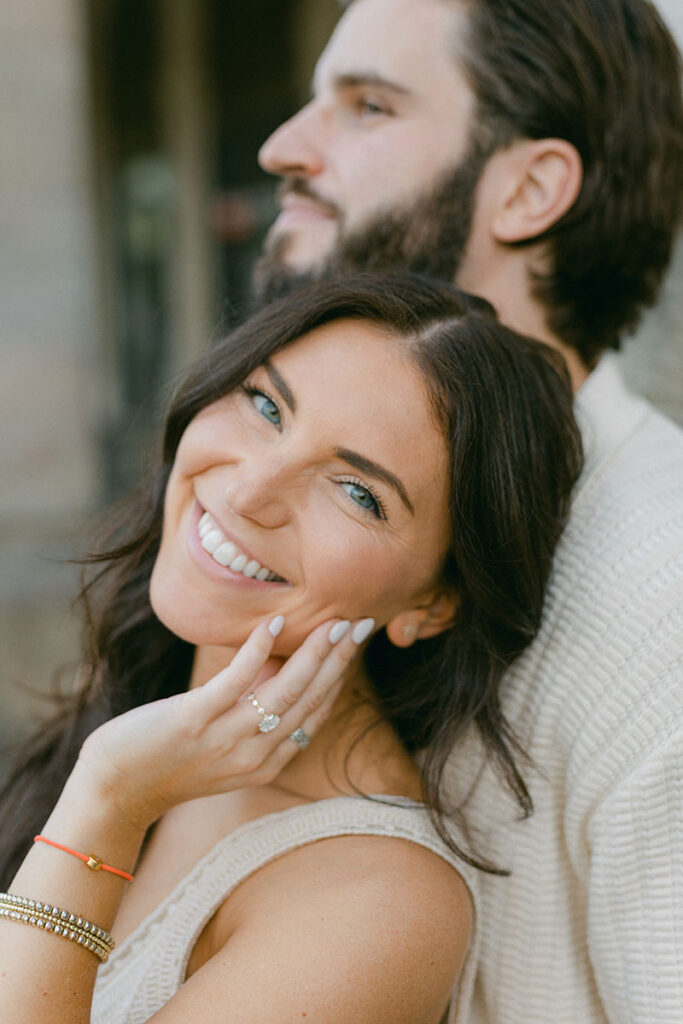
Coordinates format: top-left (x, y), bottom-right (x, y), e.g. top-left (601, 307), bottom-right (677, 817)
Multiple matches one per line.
top-left (492, 290), bottom-right (590, 392)
top-left (456, 252), bottom-right (590, 392)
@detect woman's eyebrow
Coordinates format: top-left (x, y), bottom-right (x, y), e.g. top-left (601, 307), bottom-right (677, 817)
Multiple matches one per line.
top-left (264, 362), bottom-right (296, 412)
top-left (335, 448), bottom-right (415, 516)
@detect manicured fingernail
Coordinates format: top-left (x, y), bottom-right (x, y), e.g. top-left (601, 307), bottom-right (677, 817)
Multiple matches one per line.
top-left (268, 615), bottom-right (285, 637)
top-left (328, 620), bottom-right (350, 644)
top-left (351, 618), bottom-right (375, 645)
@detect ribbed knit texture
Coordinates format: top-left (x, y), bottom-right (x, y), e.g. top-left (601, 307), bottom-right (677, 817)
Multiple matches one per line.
top-left (449, 355), bottom-right (683, 1024)
top-left (91, 796), bottom-right (479, 1024)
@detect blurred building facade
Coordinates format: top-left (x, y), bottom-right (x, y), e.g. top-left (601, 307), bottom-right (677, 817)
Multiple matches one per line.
top-left (0, 0), bottom-right (340, 767)
top-left (1, 0), bottom-right (681, 770)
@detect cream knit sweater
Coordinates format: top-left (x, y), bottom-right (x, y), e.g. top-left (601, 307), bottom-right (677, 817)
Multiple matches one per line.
top-left (450, 354), bottom-right (683, 1024)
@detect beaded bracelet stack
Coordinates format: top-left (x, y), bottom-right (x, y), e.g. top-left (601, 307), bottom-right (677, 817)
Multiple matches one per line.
top-left (0, 892), bottom-right (115, 962)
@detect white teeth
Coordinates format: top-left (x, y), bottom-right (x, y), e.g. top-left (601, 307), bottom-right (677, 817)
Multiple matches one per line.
top-left (200, 530), bottom-right (223, 554)
top-left (197, 510), bottom-right (283, 582)
top-left (213, 542), bottom-right (237, 566)
top-left (198, 512), bottom-right (213, 537)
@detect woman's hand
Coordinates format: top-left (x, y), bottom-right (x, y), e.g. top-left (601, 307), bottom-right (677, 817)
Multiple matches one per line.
top-left (76, 615), bottom-right (373, 831)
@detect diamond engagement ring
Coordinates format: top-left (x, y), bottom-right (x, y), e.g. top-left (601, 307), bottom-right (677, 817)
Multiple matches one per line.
top-left (246, 694), bottom-right (281, 733)
top-left (289, 727), bottom-right (311, 750)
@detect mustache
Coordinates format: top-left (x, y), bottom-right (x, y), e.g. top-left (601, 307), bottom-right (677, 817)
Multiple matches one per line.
top-left (276, 177), bottom-right (341, 218)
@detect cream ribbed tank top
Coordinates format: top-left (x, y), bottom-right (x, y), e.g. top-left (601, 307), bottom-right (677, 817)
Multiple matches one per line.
top-left (91, 795), bottom-right (478, 1024)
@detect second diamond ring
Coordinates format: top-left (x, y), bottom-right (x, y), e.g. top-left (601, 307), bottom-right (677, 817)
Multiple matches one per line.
top-left (289, 727), bottom-right (311, 750)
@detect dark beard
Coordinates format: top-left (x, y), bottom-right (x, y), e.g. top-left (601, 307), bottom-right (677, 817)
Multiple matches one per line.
top-left (252, 141), bottom-right (489, 306)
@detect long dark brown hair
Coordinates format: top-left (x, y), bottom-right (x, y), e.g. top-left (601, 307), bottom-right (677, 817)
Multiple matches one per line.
top-left (0, 273), bottom-right (582, 883)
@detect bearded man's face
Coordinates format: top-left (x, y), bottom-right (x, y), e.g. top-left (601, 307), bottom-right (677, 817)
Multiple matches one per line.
top-left (254, 0), bottom-right (489, 302)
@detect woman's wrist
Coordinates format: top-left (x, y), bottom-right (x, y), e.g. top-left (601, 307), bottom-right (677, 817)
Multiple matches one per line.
top-left (65, 753), bottom-right (157, 837)
top-left (11, 758), bottom-right (150, 894)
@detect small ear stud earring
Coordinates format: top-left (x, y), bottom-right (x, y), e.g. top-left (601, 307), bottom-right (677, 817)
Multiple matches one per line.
top-left (403, 624), bottom-right (418, 641)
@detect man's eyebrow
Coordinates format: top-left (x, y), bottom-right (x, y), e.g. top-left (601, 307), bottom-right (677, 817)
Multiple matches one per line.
top-left (264, 362), bottom-right (296, 413)
top-left (335, 447), bottom-right (415, 516)
top-left (311, 70), bottom-right (413, 99)
top-left (334, 72), bottom-right (412, 96)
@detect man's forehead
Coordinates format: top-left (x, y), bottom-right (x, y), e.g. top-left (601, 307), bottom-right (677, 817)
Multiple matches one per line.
top-left (313, 0), bottom-right (466, 95)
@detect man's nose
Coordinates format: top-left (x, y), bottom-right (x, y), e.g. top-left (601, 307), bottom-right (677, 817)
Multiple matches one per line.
top-left (258, 103), bottom-right (325, 178)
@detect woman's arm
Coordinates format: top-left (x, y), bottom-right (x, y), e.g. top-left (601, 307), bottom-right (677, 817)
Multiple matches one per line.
top-left (0, 617), bottom-right (360, 1024)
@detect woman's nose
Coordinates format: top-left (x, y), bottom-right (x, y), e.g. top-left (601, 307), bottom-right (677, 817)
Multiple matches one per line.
top-left (223, 462), bottom-right (292, 529)
top-left (258, 103), bottom-right (326, 178)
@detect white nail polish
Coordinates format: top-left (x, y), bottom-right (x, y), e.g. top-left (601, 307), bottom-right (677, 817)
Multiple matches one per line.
top-left (352, 618), bottom-right (375, 645)
top-left (269, 615), bottom-right (285, 637)
top-left (329, 620), bottom-right (351, 644)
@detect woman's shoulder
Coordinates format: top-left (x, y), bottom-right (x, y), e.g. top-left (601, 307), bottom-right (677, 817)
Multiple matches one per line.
top-left (191, 822), bottom-right (472, 1023)
top-left (228, 822), bottom-right (473, 928)
top-left (197, 794), bottom-right (474, 946)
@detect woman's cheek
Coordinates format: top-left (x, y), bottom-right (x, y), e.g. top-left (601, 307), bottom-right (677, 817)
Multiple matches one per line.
top-left (309, 540), bottom-right (418, 624)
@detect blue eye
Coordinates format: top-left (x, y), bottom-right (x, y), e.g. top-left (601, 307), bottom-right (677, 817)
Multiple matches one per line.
top-left (341, 481), bottom-right (382, 518)
top-left (250, 390), bottom-right (281, 426)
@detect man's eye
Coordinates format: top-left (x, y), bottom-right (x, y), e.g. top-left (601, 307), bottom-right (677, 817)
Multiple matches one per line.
top-left (250, 390), bottom-right (281, 426)
top-left (356, 97), bottom-right (389, 117)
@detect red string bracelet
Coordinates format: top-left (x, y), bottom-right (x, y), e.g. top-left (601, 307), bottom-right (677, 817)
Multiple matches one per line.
top-left (34, 835), bottom-right (135, 881)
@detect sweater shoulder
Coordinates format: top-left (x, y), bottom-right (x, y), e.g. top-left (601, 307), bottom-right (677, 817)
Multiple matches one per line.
top-left (503, 374), bottom-right (683, 776)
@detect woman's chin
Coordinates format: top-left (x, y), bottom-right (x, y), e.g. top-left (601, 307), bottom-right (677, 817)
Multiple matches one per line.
top-left (149, 579), bottom-right (292, 652)
top-left (149, 575), bottom-right (237, 647)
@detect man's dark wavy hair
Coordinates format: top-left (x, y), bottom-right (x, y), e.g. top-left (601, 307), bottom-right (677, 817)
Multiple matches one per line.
top-left (344, 0), bottom-right (683, 365)
top-left (462, 0), bottom-right (683, 365)
top-left (0, 273), bottom-right (582, 884)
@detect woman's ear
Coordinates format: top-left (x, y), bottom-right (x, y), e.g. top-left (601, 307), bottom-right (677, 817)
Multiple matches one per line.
top-left (385, 589), bottom-right (459, 649)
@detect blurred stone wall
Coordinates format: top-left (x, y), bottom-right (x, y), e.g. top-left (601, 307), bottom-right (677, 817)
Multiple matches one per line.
top-left (618, 0), bottom-right (683, 418)
top-left (0, 0), bottom-right (98, 763)
top-left (620, 238), bottom-right (683, 425)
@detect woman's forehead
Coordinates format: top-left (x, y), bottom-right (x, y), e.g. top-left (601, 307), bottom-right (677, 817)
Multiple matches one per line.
top-left (272, 320), bottom-right (428, 423)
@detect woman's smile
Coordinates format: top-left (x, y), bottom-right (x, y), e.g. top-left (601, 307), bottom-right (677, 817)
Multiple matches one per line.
top-left (188, 501), bottom-right (290, 586)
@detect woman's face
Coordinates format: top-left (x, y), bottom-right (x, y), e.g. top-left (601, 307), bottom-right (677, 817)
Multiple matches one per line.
top-left (150, 318), bottom-right (452, 653)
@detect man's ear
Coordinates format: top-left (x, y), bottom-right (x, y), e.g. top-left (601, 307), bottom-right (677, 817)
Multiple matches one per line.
top-left (385, 589), bottom-right (460, 649)
top-left (491, 138), bottom-right (583, 244)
